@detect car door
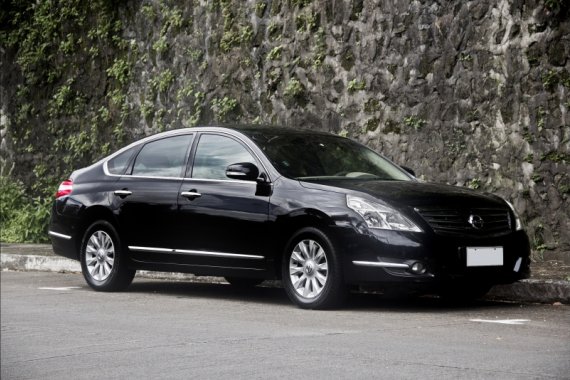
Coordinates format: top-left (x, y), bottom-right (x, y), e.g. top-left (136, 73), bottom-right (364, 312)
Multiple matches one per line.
top-left (112, 133), bottom-right (193, 259)
top-left (174, 132), bottom-right (270, 270)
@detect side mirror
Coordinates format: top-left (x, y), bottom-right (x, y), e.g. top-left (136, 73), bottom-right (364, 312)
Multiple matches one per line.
top-left (226, 162), bottom-right (260, 181)
top-left (401, 166), bottom-right (416, 177)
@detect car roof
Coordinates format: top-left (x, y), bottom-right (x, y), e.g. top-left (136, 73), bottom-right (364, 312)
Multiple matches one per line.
top-left (195, 124), bottom-right (335, 137)
top-left (132, 125), bottom-right (336, 145)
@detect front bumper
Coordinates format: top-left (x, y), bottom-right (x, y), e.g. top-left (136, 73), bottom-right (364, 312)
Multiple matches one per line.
top-left (337, 226), bottom-right (531, 288)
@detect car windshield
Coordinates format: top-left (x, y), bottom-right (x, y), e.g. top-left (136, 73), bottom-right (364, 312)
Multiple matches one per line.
top-left (247, 131), bottom-right (411, 181)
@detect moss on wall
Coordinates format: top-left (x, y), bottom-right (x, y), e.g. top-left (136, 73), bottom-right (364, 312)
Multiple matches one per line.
top-left (1, 0), bottom-right (569, 255)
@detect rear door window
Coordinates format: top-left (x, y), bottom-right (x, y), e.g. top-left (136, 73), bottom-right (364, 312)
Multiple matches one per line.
top-left (131, 135), bottom-right (192, 178)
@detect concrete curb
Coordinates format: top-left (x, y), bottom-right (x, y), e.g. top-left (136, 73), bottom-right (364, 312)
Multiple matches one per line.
top-left (489, 280), bottom-right (570, 304)
top-left (1, 246), bottom-right (569, 304)
top-left (0, 253), bottom-right (227, 284)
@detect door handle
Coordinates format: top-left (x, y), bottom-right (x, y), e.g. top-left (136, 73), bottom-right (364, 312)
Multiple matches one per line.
top-left (114, 190), bottom-right (132, 197)
top-left (181, 191), bottom-right (201, 199)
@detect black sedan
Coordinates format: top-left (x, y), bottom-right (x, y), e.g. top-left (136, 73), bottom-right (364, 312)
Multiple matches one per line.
top-left (49, 126), bottom-right (530, 309)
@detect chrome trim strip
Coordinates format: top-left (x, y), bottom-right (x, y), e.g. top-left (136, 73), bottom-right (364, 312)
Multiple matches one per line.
top-left (181, 177), bottom-right (256, 184)
top-left (352, 260), bottom-right (410, 269)
top-left (113, 190), bottom-right (132, 196)
top-left (175, 249), bottom-right (264, 260)
top-left (48, 231), bottom-right (72, 240)
top-left (129, 246), bottom-right (264, 260)
top-left (180, 191), bottom-right (202, 197)
top-left (114, 174), bottom-right (185, 180)
top-left (129, 246), bottom-right (173, 253)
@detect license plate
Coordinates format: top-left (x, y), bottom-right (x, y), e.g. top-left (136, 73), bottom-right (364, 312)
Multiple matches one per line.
top-left (466, 247), bottom-right (503, 267)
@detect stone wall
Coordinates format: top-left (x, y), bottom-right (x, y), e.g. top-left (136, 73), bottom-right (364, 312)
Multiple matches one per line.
top-left (2, 0), bottom-right (569, 255)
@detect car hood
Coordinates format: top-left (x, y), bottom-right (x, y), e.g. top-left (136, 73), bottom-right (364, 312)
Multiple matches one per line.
top-left (299, 179), bottom-right (506, 209)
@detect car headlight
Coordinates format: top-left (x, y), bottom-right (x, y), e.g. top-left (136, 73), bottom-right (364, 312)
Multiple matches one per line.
top-left (347, 195), bottom-right (422, 232)
top-left (505, 200), bottom-right (523, 231)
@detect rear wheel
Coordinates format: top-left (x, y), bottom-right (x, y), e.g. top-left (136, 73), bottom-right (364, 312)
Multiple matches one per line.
top-left (80, 221), bottom-right (135, 291)
top-left (282, 227), bottom-right (347, 309)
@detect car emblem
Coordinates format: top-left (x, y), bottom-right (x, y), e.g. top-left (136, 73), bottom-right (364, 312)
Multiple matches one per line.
top-left (468, 214), bottom-right (484, 229)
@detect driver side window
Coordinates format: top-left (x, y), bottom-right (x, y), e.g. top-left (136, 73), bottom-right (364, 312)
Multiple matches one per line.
top-left (191, 134), bottom-right (257, 180)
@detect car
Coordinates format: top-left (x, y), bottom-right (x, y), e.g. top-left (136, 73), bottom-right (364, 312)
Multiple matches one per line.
top-left (49, 125), bottom-right (531, 309)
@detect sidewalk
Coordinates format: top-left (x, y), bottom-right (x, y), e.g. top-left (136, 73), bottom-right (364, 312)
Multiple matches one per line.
top-left (1, 243), bottom-right (569, 304)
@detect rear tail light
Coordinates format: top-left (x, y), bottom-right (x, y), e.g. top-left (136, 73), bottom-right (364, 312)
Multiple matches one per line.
top-left (56, 180), bottom-right (73, 199)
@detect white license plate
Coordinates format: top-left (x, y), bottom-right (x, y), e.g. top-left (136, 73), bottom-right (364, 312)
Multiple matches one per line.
top-left (466, 247), bottom-right (503, 267)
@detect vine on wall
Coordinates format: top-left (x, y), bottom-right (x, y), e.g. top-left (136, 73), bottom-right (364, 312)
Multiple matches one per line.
top-left (1, 0), bottom-right (134, 242)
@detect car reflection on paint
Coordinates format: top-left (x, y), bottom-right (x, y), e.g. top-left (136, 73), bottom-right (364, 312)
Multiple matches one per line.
top-left (49, 125), bottom-right (531, 309)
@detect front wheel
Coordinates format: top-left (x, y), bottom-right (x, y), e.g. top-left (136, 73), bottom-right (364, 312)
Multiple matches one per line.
top-left (282, 227), bottom-right (347, 309)
top-left (80, 221), bottom-right (135, 291)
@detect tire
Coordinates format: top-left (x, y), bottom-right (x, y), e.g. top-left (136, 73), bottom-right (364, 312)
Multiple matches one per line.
top-left (225, 277), bottom-right (264, 288)
top-left (80, 220), bottom-right (135, 292)
top-left (282, 227), bottom-right (347, 309)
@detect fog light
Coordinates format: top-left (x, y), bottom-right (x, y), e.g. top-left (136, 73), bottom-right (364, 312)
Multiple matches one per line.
top-left (410, 262), bottom-right (426, 275)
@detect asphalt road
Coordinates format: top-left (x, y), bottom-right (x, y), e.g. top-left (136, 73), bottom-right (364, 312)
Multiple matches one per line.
top-left (2, 271), bottom-right (569, 380)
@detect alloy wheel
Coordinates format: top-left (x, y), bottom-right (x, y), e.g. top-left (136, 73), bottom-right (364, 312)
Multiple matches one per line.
top-left (85, 230), bottom-right (115, 281)
top-left (289, 239), bottom-right (329, 299)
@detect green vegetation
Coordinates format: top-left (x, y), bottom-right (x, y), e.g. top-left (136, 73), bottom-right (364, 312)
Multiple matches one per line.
top-left (255, 1), bottom-right (267, 17)
top-left (467, 178), bottom-right (482, 190)
top-left (1, 0), bottom-right (567, 260)
top-left (459, 52), bottom-right (472, 62)
top-left (531, 174), bottom-right (544, 183)
top-left (347, 79), bottom-right (366, 92)
top-left (152, 36), bottom-right (169, 53)
top-left (364, 117), bottom-right (379, 132)
top-left (295, 11), bottom-right (318, 33)
top-left (311, 28), bottom-right (327, 68)
top-left (283, 78), bottom-right (304, 99)
top-left (291, 0), bottom-right (313, 8)
top-left (403, 115), bottom-right (426, 130)
top-left (106, 58), bottom-right (131, 85)
top-left (542, 69), bottom-right (570, 91)
top-left (363, 98), bottom-right (381, 113)
top-left (541, 151), bottom-right (569, 163)
top-left (267, 45), bottom-right (284, 61)
top-left (150, 69), bottom-right (175, 94)
top-left (211, 96), bottom-right (238, 122)
top-left (542, 70), bottom-right (560, 91)
top-left (1, 0), bottom-right (133, 242)
top-left (0, 177), bottom-right (51, 243)
top-left (189, 91), bottom-right (205, 126)
top-left (268, 21), bottom-right (282, 40)
top-left (216, 0), bottom-right (254, 52)
top-left (522, 127), bottom-right (534, 143)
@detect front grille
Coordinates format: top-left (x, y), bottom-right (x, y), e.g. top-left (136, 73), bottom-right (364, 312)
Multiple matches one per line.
top-left (415, 208), bottom-right (512, 236)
